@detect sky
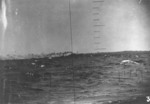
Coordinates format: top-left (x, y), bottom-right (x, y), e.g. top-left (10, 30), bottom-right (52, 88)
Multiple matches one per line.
top-left (0, 0), bottom-right (150, 56)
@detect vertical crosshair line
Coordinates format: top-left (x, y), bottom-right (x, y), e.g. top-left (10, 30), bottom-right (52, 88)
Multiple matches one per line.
top-left (69, 0), bottom-right (76, 103)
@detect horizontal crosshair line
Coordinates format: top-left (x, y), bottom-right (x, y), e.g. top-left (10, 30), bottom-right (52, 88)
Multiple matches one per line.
top-left (93, 25), bottom-right (104, 26)
top-left (93, 1), bottom-right (104, 2)
top-left (93, 19), bottom-right (100, 21)
top-left (94, 37), bottom-right (101, 38)
top-left (95, 48), bottom-right (106, 50)
top-left (93, 7), bottom-right (99, 9)
top-left (94, 31), bottom-right (101, 32)
top-left (93, 13), bottom-right (99, 15)
top-left (94, 42), bottom-right (101, 44)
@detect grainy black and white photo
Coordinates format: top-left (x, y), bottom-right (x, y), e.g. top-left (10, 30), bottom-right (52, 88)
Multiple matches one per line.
top-left (0, 0), bottom-right (150, 104)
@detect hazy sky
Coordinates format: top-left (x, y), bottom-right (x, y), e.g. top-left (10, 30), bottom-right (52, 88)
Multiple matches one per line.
top-left (0, 0), bottom-right (150, 56)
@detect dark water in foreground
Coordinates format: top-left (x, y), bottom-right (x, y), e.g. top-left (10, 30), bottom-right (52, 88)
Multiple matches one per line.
top-left (0, 52), bottom-right (149, 104)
